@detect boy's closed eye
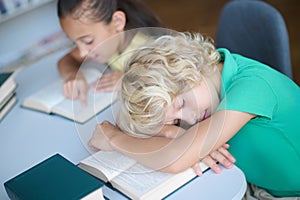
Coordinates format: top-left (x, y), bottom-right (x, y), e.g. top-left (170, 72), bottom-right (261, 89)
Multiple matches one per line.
top-left (174, 97), bottom-right (185, 109)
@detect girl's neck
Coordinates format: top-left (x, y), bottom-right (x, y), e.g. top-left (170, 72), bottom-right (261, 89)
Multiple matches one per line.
top-left (117, 30), bottom-right (137, 54)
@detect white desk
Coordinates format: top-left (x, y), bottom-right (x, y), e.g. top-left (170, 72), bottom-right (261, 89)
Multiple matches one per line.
top-left (0, 50), bottom-right (247, 200)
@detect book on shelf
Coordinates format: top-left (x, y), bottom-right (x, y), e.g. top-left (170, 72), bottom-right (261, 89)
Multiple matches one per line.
top-left (4, 154), bottom-right (105, 200)
top-left (0, 0), bottom-right (53, 17)
top-left (22, 68), bottom-right (117, 123)
top-left (79, 150), bottom-right (209, 200)
top-left (1, 0), bottom-right (16, 14)
top-left (0, 1), bottom-right (7, 14)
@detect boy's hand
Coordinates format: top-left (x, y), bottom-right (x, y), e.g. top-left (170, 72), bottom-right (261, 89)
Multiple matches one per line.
top-left (193, 144), bottom-right (236, 176)
top-left (88, 121), bottom-right (121, 151)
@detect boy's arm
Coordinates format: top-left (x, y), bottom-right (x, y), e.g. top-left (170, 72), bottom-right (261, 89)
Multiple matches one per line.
top-left (155, 125), bottom-right (185, 138)
top-left (89, 110), bottom-right (254, 173)
top-left (141, 123), bottom-right (236, 174)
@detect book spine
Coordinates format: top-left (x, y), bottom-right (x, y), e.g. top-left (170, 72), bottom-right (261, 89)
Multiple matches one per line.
top-left (2, 0), bottom-right (16, 14)
top-left (0, 0), bottom-right (7, 14)
top-left (12, 0), bottom-right (22, 8)
top-left (19, 0), bottom-right (29, 8)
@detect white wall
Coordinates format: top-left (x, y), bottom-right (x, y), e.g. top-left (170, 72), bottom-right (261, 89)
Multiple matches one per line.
top-left (0, 0), bottom-right (61, 63)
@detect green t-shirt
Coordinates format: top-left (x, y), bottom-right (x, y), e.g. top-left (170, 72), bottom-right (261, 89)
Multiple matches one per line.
top-left (217, 48), bottom-right (300, 197)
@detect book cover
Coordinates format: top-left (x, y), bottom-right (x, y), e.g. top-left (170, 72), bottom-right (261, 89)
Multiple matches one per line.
top-left (0, 72), bottom-right (13, 86)
top-left (4, 154), bottom-right (105, 200)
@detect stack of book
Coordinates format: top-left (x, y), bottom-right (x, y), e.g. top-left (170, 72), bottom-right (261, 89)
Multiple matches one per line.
top-left (0, 0), bottom-right (28, 15)
top-left (0, 0), bottom-right (51, 16)
top-left (0, 72), bottom-right (17, 121)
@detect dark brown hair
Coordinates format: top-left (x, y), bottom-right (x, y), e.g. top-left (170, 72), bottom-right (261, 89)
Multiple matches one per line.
top-left (57, 0), bottom-right (163, 29)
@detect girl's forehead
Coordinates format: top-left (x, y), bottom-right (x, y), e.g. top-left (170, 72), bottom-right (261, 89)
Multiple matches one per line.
top-left (60, 15), bottom-right (94, 29)
top-left (60, 16), bottom-right (104, 40)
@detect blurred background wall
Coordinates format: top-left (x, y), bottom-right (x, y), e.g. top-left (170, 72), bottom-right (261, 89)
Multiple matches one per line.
top-left (144, 0), bottom-right (300, 85)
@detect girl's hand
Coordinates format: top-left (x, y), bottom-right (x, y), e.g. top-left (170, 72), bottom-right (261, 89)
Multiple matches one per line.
top-left (63, 74), bottom-right (88, 106)
top-left (193, 144), bottom-right (236, 176)
top-left (93, 71), bottom-right (122, 92)
top-left (88, 121), bottom-right (121, 151)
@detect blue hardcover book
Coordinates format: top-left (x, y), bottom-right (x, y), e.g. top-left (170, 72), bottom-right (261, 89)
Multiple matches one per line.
top-left (0, 0), bottom-right (7, 14)
top-left (4, 154), bottom-right (105, 200)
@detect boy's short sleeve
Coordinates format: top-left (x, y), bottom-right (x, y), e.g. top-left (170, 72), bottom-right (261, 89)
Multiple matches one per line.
top-left (217, 75), bottom-right (277, 119)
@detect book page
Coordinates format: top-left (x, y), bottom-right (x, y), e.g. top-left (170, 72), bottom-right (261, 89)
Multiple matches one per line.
top-left (51, 67), bottom-right (115, 123)
top-left (111, 162), bottom-right (208, 200)
top-left (0, 96), bottom-right (17, 120)
top-left (79, 151), bottom-right (137, 182)
top-left (0, 90), bottom-right (15, 108)
top-left (0, 72), bottom-right (16, 103)
top-left (22, 80), bottom-right (64, 113)
top-left (52, 89), bottom-right (116, 123)
top-left (111, 163), bottom-right (174, 200)
top-left (82, 188), bottom-right (105, 200)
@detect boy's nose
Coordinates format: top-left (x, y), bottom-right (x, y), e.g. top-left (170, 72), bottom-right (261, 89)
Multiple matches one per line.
top-left (184, 112), bottom-right (197, 125)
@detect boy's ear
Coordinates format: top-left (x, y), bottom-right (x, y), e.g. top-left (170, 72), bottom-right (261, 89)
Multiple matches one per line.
top-left (111, 11), bottom-right (126, 32)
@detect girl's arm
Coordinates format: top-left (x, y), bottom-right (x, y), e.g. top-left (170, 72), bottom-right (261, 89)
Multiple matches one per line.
top-left (57, 47), bottom-right (84, 79)
top-left (57, 47), bottom-right (88, 104)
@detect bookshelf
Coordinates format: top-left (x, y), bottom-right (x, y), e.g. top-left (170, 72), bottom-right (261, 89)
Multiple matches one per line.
top-left (0, 0), bottom-right (55, 24)
top-left (0, 0), bottom-right (63, 71)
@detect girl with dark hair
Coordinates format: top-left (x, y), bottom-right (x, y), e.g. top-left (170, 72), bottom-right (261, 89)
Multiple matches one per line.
top-left (57, 0), bottom-right (162, 104)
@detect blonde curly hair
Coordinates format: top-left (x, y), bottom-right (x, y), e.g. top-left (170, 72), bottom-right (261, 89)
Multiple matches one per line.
top-left (116, 32), bottom-right (220, 137)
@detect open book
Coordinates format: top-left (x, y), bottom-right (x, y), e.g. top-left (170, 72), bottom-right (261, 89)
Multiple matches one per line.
top-left (22, 68), bottom-right (117, 123)
top-left (79, 151), bottom-right (209, 200)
